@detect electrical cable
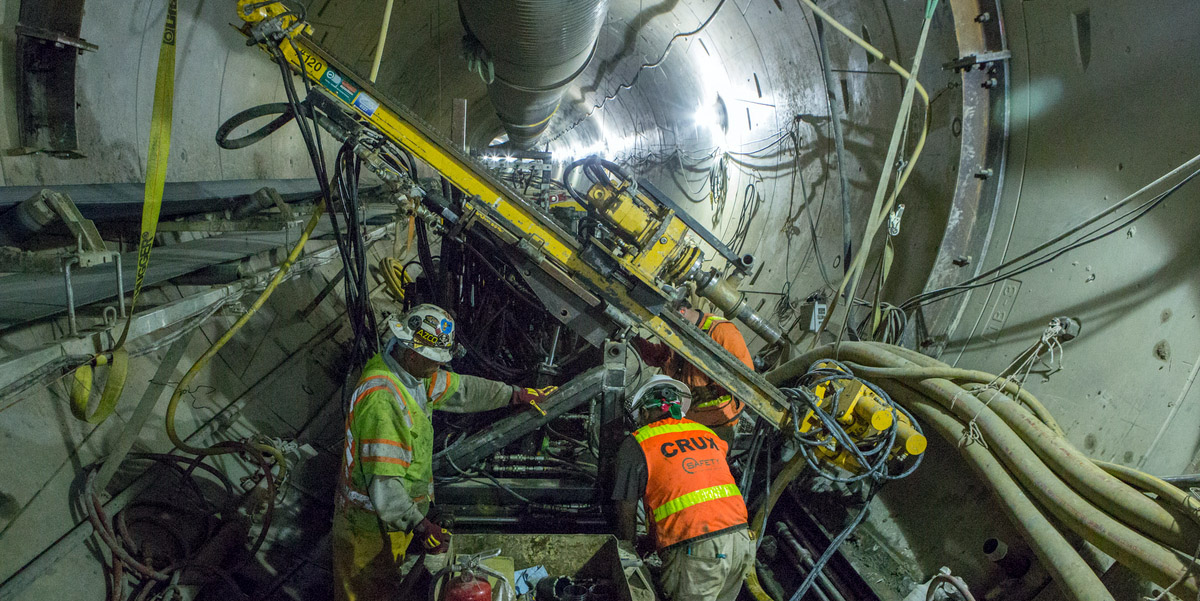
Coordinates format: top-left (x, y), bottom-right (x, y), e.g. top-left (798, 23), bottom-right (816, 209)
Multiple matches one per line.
top-left (900, 164), bottom-right (1200, 311)
top-left (786, 483), bottom-right (879, 601)
top-left (805, 0), bottom-right (935, 348)
top-left (83, 453), bottom-right (270, 600)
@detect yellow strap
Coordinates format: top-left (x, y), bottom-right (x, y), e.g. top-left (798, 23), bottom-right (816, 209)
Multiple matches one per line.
top-left (694, 395), bottom-right (733, 410)
top-left (634, 422), bottom-right (714, 444)
top-left (70, 0), bottom-right (177, 424)
top-left (69, 349), bottom-right (129, 424)
top-left (652, 483), bottom-right (741, 522)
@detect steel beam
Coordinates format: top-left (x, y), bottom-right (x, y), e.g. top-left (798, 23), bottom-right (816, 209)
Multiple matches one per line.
top-left (0, 179), bottom-right (319, 220)
top-left (432, 366), bottom-right (607, 472)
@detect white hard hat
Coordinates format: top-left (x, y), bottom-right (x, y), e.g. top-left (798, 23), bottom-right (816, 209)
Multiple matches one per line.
top-left (630, 375), bottom-right (692, 418)
top-left (388, 304), bottom-right (459, 363)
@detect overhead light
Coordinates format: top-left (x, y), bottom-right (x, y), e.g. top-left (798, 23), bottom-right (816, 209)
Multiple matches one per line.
top-left (695, 95), bottom-right (729, 147)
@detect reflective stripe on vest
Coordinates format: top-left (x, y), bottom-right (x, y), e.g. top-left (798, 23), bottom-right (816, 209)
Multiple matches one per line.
top-left (351, 375), bottom-right (412, 427)
top-left (635, 417), bottom-right (748, 549)
top-left (338, 354), bottom-right (435, 523)
top-left (426, 370), bottom-right (461, 407)
top-left (360, 438), bottom-right (414, 467)
top-left (693, 395), bottom-right (733, 410)
top-left (652, 483), bottom-right (742, 521)
top-left (635, 422), bottom-right (712, 444)
top-left (700, 314), bottom-right (729, 333)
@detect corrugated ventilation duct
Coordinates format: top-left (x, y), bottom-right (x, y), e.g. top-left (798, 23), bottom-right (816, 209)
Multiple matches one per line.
top-left (458, 0), bottom-right (609, 149)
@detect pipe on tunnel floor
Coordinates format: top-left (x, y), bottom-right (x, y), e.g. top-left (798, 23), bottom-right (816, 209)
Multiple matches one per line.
top-left (458, 0), bottom-right (609, 149)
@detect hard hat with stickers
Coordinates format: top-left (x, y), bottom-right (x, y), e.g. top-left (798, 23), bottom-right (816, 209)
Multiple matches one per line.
top-left (387, 304), bottom-right (465, 363)
top-left (630, 375), bottom-right (693, 419)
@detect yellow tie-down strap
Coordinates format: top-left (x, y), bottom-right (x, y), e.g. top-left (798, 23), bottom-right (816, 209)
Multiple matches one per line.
top-left (71, 0), bottom-right (177, 424)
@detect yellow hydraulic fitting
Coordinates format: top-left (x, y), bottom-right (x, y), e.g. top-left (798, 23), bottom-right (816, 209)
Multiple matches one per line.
top-left (803, 362), bottom-right (927, 475)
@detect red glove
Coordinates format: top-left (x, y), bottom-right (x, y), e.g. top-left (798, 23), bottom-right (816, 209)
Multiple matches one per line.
top-left (511, 386), bottom-right (557, 415)
top-left (414, 517), bottom-right (451, 554)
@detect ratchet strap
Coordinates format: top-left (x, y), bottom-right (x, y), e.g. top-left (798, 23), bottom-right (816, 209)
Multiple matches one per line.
top-left (71, 0), bottom-right (177, 424)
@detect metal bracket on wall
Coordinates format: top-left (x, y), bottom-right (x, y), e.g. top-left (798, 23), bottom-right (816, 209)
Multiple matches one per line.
top-left (14, 0), bottom-right (96, 158)
top-left (943, 50), bottom-right (1012, 72)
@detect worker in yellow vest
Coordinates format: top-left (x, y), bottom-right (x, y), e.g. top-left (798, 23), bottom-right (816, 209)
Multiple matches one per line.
top-left (634, 304), bottom-right (755, 450)
top-left (611, 376), bottom-right (754, 601)
top-left (333, 304), bottom-right (554, 601)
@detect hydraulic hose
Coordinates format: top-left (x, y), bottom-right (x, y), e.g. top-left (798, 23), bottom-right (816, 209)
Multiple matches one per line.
top-left (842, 356), bottom-right (1197, 551)
top-left (821, 343), bottom-right (1200, 597)
top-left (790, 350), bottom-right (1195, 548)
top-left (164, 200), bottom-right (326, 472)
top-left (1093, 459), bottom-right (1200, 527)
top-left (764, 342), bottom-right (1200, 599)
top-left (966, 384), bottom-right (1200, 551)
top-left (215, 103), bottom-right (297, 150)
top-left (845, 364), bottom-right (1064, 436)
top-left (897, 399), bottom-right (1112, 601)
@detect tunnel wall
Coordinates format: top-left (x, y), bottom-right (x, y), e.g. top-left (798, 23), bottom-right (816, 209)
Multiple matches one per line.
top-left (0, 1), bottom-right (358, 597)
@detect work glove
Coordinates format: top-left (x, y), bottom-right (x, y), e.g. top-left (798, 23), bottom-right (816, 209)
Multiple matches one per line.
top-left (414, 517), bottom-right (451, 554)
top-left (511, 386), bottom-right (557, 415)
top-left (631, 337), bottom-right (670, 365)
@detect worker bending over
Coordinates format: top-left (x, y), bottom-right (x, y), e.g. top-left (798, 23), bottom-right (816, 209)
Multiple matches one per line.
top-left (333, 303), bottom-right (553, 601)
top-left (612, 376), bottom-right (754, 601)
top-left (635, 303), bottom-right (754, 449)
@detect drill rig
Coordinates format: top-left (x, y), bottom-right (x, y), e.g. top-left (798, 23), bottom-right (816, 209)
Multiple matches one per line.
top-left (233, 1), bottom-right (925, 505)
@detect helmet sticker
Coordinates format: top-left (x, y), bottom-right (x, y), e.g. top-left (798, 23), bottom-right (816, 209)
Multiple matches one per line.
top-left (414, 329), bottom-right (440, 347)
top-left (408, 316), bottom-right (422, 330)
top-left (440, 319), bottom-right (454, 334)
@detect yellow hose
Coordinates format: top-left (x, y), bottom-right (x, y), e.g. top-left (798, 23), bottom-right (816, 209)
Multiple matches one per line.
top-left (845, 363), bottom-right (1066, 436)
top-left (380, 256), bottom-right (411, 301)
top-left (1094, 459), bottom-right (1200, 526)
top-left (164, 201), bottom-right (326, 475)
top-left (744, 569), bottom-right (776, 601)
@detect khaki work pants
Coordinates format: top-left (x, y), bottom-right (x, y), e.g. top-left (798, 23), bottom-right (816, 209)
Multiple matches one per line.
top-left (658, 529), bottom-right (754, 601)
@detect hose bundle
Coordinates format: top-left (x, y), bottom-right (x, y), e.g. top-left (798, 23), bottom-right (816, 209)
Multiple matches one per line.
top-left (762, 342), bottom-right (1200, 601)
top-left (83, 454), bottom-right (274, 601)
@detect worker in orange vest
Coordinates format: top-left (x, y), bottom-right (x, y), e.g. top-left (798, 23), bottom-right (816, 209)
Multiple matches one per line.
top-left (634, 303), bottom-right (754, 450)
top-left (612, 376), bottom-right (753, 601)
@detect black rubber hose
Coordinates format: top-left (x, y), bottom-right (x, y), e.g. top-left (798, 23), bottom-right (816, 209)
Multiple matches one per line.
top-left (215, 103), bottom-right (297, 150)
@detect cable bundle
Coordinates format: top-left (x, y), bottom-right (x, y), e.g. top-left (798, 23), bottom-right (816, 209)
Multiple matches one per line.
top-left (329, 141), bottom-right (380, 366)
top-left (899, 156), bottom-right (1200, 312)
top-left (742, 360), bottom-right (925, 601)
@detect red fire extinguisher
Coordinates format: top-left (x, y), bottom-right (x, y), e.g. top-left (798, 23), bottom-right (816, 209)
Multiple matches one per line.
top-left (442, 569), bottom-right (492, 601)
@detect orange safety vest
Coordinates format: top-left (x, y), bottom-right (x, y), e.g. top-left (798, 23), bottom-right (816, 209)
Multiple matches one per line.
top-left (684, 314), bottom-right (747, 428)
top-left (634, 417), bottom-right (748, 549)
